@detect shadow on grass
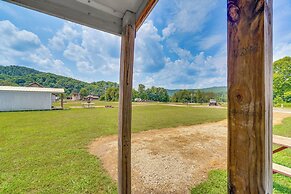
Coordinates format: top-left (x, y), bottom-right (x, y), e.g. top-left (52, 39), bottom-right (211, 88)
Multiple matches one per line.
top-left (191, 170), bottom-right (291, 194)
top-left (191, 170), bottom-right (226, 194)
top-left (273, 176), bottom-right (291, 193)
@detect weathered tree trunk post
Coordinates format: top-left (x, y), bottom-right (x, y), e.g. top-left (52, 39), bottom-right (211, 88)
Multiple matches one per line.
top-left (227, 0), bottom-right (273, 193)
top-left (118, 11), bottom-right (136, 194)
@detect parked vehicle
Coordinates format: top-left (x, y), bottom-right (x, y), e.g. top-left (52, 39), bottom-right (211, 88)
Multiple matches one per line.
top-left (209, 99), bottom-right (218, 106)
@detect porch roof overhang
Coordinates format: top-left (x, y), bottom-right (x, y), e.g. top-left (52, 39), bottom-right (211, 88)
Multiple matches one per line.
top-left (3, 0), bottom-right (158, 35)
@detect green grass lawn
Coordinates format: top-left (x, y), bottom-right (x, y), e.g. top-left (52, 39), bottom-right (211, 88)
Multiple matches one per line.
top-left (191, 117), bottom-right (291, 194)
top-left (0, 105), bottom-right (226, 193)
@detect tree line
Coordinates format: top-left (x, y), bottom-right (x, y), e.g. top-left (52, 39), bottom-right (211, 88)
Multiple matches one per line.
top-left (1, 56), bottom-right (290, 105)
top-left (171, 89), bottom-right (226, 103)
top-left (93, 84), bottom-right (226, 103)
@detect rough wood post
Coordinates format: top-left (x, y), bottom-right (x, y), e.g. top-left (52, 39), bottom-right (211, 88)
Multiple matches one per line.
top-left (61, 94), bottom-right (64, 109)
top-left (227, 0), bottom-right (273, 193)
top-left (118, 11), bottom-right (136, 194)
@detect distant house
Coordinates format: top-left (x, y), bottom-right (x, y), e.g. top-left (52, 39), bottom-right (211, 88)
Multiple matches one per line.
top-left (27, 82), bottom-right (43, 88)
top-left (0, 86), bottom-right (64, 111)
top-left (85, 95), bottom-right (99, 100)
top-left (72, 92), bottom-right (81, 101)
top-left (27, 82), bottom-right (58, 103)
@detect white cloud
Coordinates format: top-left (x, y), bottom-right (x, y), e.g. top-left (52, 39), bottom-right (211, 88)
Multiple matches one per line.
top-left (76, 61), bottom-right (96, 73)
top-left (0, 20), bottom-right (40, 50)
top-left (48, 22), bottom-right (81, 51)
top-left (64, 43), bottom-right (87, 62)
top-left (0, 20), bottom-right (71, 76)
top-left (167, 41), bottom-right (194, 60)
top-left (162, 23), bottom-right (176, 39)
top-left (199, 34), bottom-right (225, 50)
top-left (134, 41), bottom-right (226, 89)
top-left (135, 20), bottom-right (164, 74)
top-left (161, 0), bottom-right (218, 37)
top-left (59, 23), bottom-right (121, 77)
top-left (28, 45), bottom-right (72, 76)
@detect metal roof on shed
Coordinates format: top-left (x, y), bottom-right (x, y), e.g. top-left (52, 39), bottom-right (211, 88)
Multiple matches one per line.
top-left (0, 86), bottom-right (65, 93)
top-left (4, 0), bottom-right (158, 35)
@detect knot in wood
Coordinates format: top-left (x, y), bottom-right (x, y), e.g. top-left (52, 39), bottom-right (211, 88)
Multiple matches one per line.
top-left (228, 3), bottom-right (240, 24)
top-left (229, 84), bottom-right (251, 109)
top-left (236, 94), bottom-right (243, 103)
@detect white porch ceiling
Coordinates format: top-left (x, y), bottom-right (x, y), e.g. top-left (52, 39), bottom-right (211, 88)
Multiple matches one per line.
top-left (3, 0), bottom-right (157, 35)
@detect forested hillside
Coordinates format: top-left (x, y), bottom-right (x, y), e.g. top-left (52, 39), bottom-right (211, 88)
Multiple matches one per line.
top-left (167, 86), bottom-right (227, 96)
top-left (0, 65), bottom-right (117, 96)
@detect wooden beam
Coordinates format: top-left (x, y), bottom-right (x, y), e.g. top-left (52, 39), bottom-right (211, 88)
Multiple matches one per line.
top-left (227, 0), bottom-right (273, 193)
top-left (273, 163), bottom-right (291, 177)
top-left (118, 11), bottom-right (136, 194)
top-left (136, 0), bottom-right (158, 30)
top-left (272, 146), bottom-right (287, 154)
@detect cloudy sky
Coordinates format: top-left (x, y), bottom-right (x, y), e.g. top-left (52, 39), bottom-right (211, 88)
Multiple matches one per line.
top-left (0, 0), bottom-right (290, 89)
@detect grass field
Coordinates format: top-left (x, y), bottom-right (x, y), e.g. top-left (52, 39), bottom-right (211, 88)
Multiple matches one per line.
top-left (0, 104), bottom-right (226, 193)
top-left (191, 117), bottom-right (291, 194)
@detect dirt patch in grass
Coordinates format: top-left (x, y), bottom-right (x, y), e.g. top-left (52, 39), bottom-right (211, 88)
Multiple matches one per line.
top-left (88, 112), bottom-right (290, 194)
top-left (89, 120), bottom-right (227, 194)
top-left (273, 112), bottom-right (291, 125)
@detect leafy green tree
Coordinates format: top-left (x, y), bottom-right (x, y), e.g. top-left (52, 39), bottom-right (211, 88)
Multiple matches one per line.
top-left (273, 57), bottom-right (291, 101)
top-left (283, 91), bottom-right (291, 103)
top-left (172, 90), bottom-right (191, 103)
top-left (138, 84), bottom-right (147, 100)
top-left (195, 90), bottom-right (203, 103)
top-left (274, 96), bottom-right (284, 106)
top-left (79, 88), bottom-right (89, 99)
top-left (132, 89), bottom-right (139, 101)
top-left (104, 87), bottom-right (119, 101)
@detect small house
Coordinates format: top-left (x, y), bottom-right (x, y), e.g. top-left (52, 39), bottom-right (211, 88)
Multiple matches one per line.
top-left (72, 92), bottom-right (81, 101)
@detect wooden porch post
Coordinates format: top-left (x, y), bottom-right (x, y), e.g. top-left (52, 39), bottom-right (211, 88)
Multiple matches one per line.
top-left (118, 11), bottom-right (136, 194)
top-left (227, 0), bottom-right (273, 193)
top-left (61, 94), bottom-right (64, 109)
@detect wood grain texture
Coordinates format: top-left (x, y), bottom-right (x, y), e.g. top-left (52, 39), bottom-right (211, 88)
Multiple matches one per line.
top-left (118, 11), bottom-right (136, 194)
top-left (227, 0), bottom-right (273, 193)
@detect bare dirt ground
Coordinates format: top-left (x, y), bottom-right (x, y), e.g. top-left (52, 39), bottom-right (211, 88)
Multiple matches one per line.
top-left (88, 111), bottom-right (291, 194)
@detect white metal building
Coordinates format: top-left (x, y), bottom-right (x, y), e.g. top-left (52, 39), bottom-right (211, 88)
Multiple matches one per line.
top-left (0, 86), bottom-right (64, 112)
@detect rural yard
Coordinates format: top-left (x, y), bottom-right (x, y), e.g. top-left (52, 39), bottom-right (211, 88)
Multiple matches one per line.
top-left (89, 120), bottom-right (228, 193)
top-left (0, 103), bottom-right (290, 193)
top-left (89, 110), bottom-right (291, 194)
top-left (1, 0), bottom-right (291, 193)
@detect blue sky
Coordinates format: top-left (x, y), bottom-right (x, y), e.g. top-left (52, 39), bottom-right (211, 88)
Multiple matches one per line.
top-left (0, 0), bottom-right (290, 89)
